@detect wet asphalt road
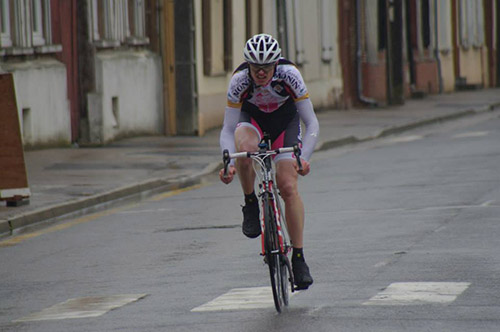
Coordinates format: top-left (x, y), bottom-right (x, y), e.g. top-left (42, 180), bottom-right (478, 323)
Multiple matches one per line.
top-left (0, 111), bottom-right (499, 331)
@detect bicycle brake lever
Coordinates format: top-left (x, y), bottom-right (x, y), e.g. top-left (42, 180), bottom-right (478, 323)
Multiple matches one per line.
top-left (293, 145), bottom-right (303, 172)
top-left (222, 149), bottom-right (230, 177)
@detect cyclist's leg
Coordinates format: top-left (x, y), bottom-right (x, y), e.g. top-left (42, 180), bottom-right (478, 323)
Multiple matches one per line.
top-left (234, 123), bottom-right (262, 238)
top-left (234, 124), bottom-right (260, 194)
top-left (274, 115), bottom-right (313, 289)
top-left (276, 162), bottom-right (313, 289)
top-left (273, 112), bottom-right (304, 247)
top-left (275, 160), bottom-right (304, 248)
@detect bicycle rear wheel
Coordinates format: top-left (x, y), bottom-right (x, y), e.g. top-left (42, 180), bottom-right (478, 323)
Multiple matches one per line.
top-left (280, 254), bottom-right (292, 306)
top-left (263, 193), bottom-right (286, 312)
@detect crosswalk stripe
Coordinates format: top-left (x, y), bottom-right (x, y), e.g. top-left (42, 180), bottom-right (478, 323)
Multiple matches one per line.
top-left (384, 135), bottom-right (423, 143)
top-left (13, 294), bottom-right (148, 322)
top-left (363, 282), bottom-right (470, 306)
top-left (192, 287), bottom-right (293, 312)
top-left (452, 131), bottom-right (488, 138)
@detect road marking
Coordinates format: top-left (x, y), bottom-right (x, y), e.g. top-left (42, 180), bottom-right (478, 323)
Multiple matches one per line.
top-left (363, 282), bottom-right (470, 306)
top-left (373, 260), bottom-right (391, 268)
top-left (118, 208), bottom-right (172, 214)
top-left (13, 294), bottom-right (148, 322)
top-left (149, 183), bottom-right (207, 201)
top-left (0, 206), bottom-right (129, 247)
top-left (192, 287), bottom-right (294, 312)
top-left (480, 200), bottom-right (495, 207)
top-left (384, 135), bottom-right (423, 144)
top-left (452, 131), bottom-right (488, 138)
top-left (0, 184), bottom-right (206, 247)
top-left (310, 200), bottom-right (499, 217)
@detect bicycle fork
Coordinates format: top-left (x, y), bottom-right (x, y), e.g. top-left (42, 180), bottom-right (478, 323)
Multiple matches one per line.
top-left (259, 181), bottom-right (286, 257)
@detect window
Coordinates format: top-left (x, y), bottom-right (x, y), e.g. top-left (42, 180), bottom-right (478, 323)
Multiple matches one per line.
top-left (320, 0), bottom-right (333, 62)
top-left (276, 0), bottom-right (288, 58)
top-left (459, 0), bottom-right (484, 48)
top-left (437, 0), bottom-right (451, 52)
top-left (245, 0), bottom-right (262, 39)
top-left (0, 0), bottom-right (57, 54)
top-left (421, 0), bottom-right (430, 49)
top-left (0, 0), bottom-right (13, 48)
top-left (202, 0), bottom-right (232, 76)
top-left (378, 0), bottom-right (387, 51)
top-left (292, 0), bottom-right (304, 65)
top-left (88, 0), bottom-right (149, 48)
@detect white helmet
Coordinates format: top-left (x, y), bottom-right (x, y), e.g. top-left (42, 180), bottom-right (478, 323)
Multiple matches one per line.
top-left (243, 34), bottom-right (281, 65)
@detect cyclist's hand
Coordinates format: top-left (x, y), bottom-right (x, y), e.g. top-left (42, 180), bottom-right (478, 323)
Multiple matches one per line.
top-left (219, 165), bottom-right (236, 184)
top-left (295, 158), bottom-right (310, 176)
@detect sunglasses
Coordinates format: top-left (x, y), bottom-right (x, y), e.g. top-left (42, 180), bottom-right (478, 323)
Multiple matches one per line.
top-left (249, 63), bottom-right (276, 73)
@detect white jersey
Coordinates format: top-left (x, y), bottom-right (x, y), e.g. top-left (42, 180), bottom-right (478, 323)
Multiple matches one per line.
top-left (227, 60), bottom-right (309, 112)
top-left (220, 59), bottom-right (319, 161)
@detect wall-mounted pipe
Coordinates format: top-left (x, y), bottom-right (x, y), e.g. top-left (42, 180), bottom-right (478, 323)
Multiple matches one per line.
top-left (434, 0), bottom-right (443, 93)
top-left (356, 0), bottom-right (378, 107)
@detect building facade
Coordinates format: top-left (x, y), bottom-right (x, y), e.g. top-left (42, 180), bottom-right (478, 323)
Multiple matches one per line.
top-left (0, 0), bottom-right (498, 147)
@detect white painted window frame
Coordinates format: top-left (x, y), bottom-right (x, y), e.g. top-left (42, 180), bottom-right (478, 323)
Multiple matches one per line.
top-left (1, 0), bottom-right (59, 54)
top-left (127, 0), bottom-right (149, 45)
top-left (473, 0), bottom-right (484, 47)
top-left (292, 0), bottom-right (304, 65)
top-left (87, 0), bottom-right (99, 41)
top-left (32, 0), bottom-right (45, 46)
top-left (13, 0), bottom-right (31, 48)
top-left (459, 0), bottom-right (485, 49)
top-left (89, 0), bottom-right (148, 48)
top-left (437, 0), bottom-right (451, 52)
top-left (133, 0), bottom-right (145, 37)
top-left (0, 0), bottom-right (13, 47)
top-left (320, 0), bottom-right (332, 62)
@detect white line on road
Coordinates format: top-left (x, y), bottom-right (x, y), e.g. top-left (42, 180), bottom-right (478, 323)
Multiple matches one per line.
top-left (480, 200), bottom-right (495, 207)
top-left (363, 282), bottom-right (470, 306)
top-left (384, 135), bottom-right (423, 144)
top-left (118, 208), bottom-right (172, 214)
top-left (452, 131), bottom-right (489, 138)
top-left (308, 200), bottom-right (499, 216)
top-left (191, 287), bottom-right (295, 312)
top-left (13, 294), bottom-right (148, 322)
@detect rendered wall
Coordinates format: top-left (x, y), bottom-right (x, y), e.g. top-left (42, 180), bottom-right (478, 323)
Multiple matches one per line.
top-left (194, 0), bottom-right (343, 136)
top-left (2, 59), bottom-right (71, 148)
top-left (439, 52), bottom-right (455, 92)
top-left (459, 48), bottom-right (485, 85)
top-left (88, 50), bottom-right (163, 143)
top-left (193, 0), bottom-right (236, 136)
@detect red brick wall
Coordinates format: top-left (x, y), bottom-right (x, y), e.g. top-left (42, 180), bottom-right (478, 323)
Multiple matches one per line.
top-left (414, 60), bottom-right (438, 94)
top-left (362, 61), bottom-right (387, 103)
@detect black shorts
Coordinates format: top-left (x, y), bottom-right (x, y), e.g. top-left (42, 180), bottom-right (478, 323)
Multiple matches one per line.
top-left (237, 98), bottom-right (302, 161)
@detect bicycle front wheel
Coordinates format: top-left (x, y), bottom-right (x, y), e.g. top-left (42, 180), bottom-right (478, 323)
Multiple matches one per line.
top-left (263, 193), bottom-right (286, 312)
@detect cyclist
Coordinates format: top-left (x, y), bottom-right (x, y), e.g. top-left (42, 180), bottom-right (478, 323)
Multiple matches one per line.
top-left (219, 34), bottom-right (319, 290)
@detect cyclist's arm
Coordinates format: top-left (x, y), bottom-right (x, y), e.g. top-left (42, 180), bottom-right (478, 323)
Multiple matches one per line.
top-left (219, 106), bottom-right (240, 166)
top-left (296, 98), bottom-right (319, 161)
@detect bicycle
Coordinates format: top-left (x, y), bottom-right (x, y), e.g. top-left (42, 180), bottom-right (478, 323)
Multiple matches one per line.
top-left (223, 133), bottom-right (303, 313)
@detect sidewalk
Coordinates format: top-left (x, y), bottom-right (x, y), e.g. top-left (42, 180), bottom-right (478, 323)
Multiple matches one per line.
top-left (2, 88), bottom-right (500, 236)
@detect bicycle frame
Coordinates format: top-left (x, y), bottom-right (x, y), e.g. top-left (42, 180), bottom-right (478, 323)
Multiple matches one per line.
top-left (253, 141), bottom-right (289, 258)
top-left (223, 134), bottom-right (302, 312)
top-left (223, 136), bottom-right (301, 253)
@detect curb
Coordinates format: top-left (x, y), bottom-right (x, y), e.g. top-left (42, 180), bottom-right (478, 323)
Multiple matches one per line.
top-left (2, 104), bottom-right (499, 236)
top-left (1, 174), bottom-right (212, 237)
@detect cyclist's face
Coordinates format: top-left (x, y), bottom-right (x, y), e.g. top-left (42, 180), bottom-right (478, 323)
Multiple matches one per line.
top-left (249, 63), bottom-right (275, 86)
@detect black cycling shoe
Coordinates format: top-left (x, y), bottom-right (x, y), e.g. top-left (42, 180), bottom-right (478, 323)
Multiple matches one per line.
top-left (292, 259), bottom-right (314, 290)
top-left (242, 202), bottom-right (261, 238)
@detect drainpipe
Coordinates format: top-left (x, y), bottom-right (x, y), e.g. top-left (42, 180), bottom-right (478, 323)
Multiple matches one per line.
top-left (356, 0), bottom-right (378, 106)
top-left (434, 0), bottom-right (443, 93)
